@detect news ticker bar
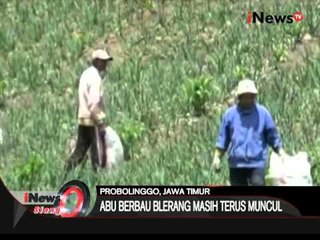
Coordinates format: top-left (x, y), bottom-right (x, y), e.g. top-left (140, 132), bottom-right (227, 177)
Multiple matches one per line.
top-left (90, 186), bottom-right (301, 217)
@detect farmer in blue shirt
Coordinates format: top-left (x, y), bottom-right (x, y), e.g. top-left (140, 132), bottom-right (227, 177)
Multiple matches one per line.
top-left (212, 79), bottom-right (287, 186)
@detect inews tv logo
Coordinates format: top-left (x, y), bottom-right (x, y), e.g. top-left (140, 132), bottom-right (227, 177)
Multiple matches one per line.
top-left (15, 180), bottom-right (90, 218)
top-left (247, 11), bottom-right (304, 25)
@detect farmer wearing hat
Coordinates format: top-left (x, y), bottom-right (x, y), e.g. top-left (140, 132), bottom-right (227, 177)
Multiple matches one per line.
top-left (212, 79), bottom-right (287, 186)
top-left (66, 49), bottom-right (113, 171)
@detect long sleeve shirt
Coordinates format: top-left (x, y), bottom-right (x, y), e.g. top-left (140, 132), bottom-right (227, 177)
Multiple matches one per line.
top-left (216, 103), bottom-right (282, 168)
top-left (77, 66), bottom-right (106, 126)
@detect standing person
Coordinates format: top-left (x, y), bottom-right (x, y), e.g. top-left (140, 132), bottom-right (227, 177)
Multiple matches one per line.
top-left (66, 49), bottom-right (113, 171)
top-left (212, 79), bottom-right (287, 186)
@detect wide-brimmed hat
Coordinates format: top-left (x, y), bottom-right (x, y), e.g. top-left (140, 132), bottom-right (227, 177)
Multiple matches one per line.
top-left (236, 79), bottom-right (258, 96)
top-left (91, 49), bottom-right (113, 61)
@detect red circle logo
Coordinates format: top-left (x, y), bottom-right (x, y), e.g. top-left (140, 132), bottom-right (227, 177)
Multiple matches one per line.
top-left (59, 186), bottom-right (84, 218)
top-left (293, 11), bottom-right (304, 22)
top-left (57, 180), bottom-right (90, 218)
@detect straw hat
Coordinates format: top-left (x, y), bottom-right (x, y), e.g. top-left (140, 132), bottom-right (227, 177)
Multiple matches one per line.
top-left (236, 79), bottom-right (258, 96)
top-left (91, 49), bottom-right (113, 61)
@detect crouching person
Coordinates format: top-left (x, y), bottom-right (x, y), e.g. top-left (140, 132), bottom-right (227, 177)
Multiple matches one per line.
top-left (212, 79), bottom-right (287, 186)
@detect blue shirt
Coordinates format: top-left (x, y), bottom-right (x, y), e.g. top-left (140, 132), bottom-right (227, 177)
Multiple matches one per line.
top-left (216, 103), bottom-right (282, 168)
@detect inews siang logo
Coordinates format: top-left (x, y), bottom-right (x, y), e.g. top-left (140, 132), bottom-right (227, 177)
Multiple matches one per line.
top-left (23, 180), bottom-right (90, 218)
top-left (247, 11), bottom-right (304, 25)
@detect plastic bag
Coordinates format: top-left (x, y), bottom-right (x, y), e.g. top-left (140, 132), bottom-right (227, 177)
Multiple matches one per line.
top-left (268, 151), bottom-right (313, 186)
top-left (104, 126), bottom-right (124, 168)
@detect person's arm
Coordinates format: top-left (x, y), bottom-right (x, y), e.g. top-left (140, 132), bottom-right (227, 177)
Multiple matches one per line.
top-left (215, 112), bottom-right (230, 154)
top-left (88, 77), bottom-right (106, 125)
top-left (264, 109), bottom-right (286, 157)
top-left (212, 112), bottom-right (230, 171)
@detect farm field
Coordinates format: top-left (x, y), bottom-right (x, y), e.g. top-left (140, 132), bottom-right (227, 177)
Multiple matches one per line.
top-left (0, 0), bottom-right (320, 191)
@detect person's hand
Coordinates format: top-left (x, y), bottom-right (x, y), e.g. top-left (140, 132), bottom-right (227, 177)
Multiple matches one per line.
top-left (98, 122), bottom-right (106, 129)
top-left (277, 148), bottom-right (289, 166)
top-left (92, 109), bottom-right (106, 126)
top-left (278, 148), bottom-right (288, 159)
top-left (98, 122), bottom-right (106, 136)
top-left (211, 155), bottom-right (221, 172)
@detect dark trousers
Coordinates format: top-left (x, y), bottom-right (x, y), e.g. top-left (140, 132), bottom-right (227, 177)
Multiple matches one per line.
top-left (66, 125), bottom-right (106, 171)
top-left (229, 168), bottom-right (265, 186)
